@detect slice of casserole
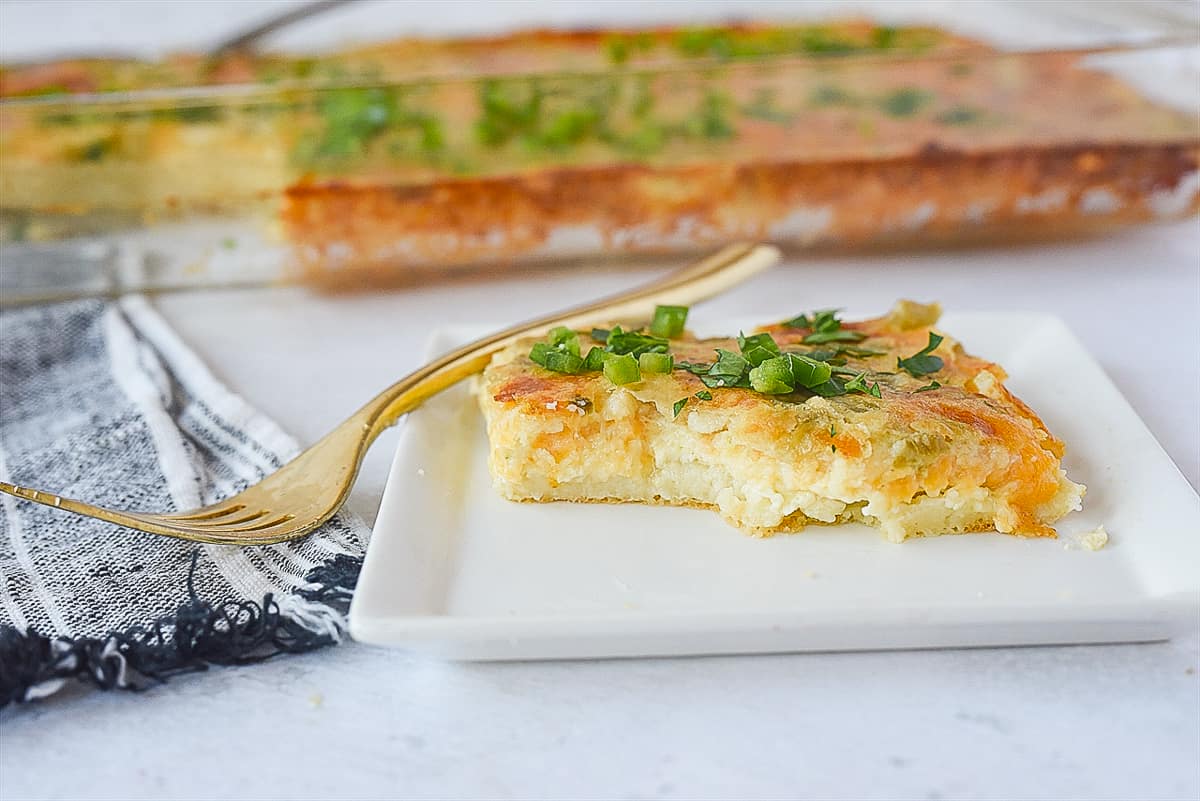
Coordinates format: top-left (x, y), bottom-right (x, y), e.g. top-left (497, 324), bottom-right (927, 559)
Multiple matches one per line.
top-left (474, 301), bottom-right (1083, 541)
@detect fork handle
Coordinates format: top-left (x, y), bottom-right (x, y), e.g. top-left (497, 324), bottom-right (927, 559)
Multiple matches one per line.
top-left (351, 243), bottom-right (780, 442)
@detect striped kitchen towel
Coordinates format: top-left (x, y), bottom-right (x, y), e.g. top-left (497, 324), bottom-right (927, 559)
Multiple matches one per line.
top-left (0, 297), bottom-right (367, 706)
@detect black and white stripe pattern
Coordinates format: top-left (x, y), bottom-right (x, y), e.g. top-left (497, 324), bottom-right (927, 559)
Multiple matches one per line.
top-left (0, 298), bottom-right (367, 704)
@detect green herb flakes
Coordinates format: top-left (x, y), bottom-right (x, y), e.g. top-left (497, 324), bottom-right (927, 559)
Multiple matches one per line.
top-left (737, 331), bottom-right (782, 366)
top-left (844, 372), bottom-right (883, 398)
top-left (897, 332), bottom-right (945, 377)
top-left (699, 349), bottom-right (749, 388)
top-left (783, 309), bottom-right (867, 345)
top-left (605, 326), bottom-right (669, 357)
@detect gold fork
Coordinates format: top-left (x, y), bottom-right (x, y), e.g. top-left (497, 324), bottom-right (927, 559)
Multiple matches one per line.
top-left (0, 243), bottom-right (779, 545)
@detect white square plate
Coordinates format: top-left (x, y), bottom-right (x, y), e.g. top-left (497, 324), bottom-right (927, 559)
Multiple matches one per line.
top-left (349, 312), bottom-right (1199, 659)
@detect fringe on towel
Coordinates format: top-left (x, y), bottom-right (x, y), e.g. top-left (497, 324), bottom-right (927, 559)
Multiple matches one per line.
top-left (0, 551), bottom-right (362, 708)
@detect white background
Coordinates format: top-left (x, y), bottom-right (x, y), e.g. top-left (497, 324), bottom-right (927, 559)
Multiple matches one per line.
top-left (1, 2), bottom-right (1198, 800)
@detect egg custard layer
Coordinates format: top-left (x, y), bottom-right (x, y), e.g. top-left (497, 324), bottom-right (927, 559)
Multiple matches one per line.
top-left (475, 301), bottom-right (1083, 542)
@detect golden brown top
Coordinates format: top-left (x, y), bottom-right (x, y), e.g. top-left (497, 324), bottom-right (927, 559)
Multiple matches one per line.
top-left (480, 301), bottom-right (1071, 535)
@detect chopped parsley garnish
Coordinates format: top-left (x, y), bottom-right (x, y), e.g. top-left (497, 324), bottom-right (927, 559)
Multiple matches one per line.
top-left (802, 329), bottom-right (867, 344)
top-left (783, 309), bottom-right (867, 344)
top-left (935, 105), bottom-right (982, 126)
top-left (701, 349), bottom-right (751, 388)
top-left (737, 331), bottom-right (782, 366)
top-left (533, 308), bottom-right (905, 398)
top-left (897, 332), bottom-right (945, 377)
top-left (676, 360), bottom-right (712, 375)
top-left (604, 326), bottom-right (670, 357)
top-left (914, 380), bottom-right (942, 393)
top-left (741, 88), bottom-right (795, 124)
top-left (672, 398), bottom-right (688, 418)
top-left (649, 305), bottom-right (689, 338)
top-left (806, 376), bottom-right (849, 397)
top-left (783, 309), bottom-right (837, 330)
top-left (879, 87), bottom-right (933, 117)
top-left (844, 372), bottom-right (883, 398)
top-left (809, 84), bottom-right (855, 107)
top-left (832, 344), bottom-right (886, 358)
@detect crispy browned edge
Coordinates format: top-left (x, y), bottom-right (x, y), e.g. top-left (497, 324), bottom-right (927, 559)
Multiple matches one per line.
top-left (282, 142), bottom-right (1200, 287)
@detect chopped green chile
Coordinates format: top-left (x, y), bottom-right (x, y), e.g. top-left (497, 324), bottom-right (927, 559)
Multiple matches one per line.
top-left (649, 305), bottom-right (689, 338)
top-left (749, 357), bottom-right (795, 394)
top-left (530, 327), bottom-right (585, 373)
top-left (784, 353), bottom-right (833, 388)
top-left (582, 346), bottom-right (607, 372)
top-left (531, 307), bottom-right (906, 401)
top-left (548, 326), bottom-right (581, 357)
top-left (530, 343), bottom-right (584, 374)
top-left (603, 352), bottom-right (641, 385)
top-left (639, 352), bottom-right (674, 373)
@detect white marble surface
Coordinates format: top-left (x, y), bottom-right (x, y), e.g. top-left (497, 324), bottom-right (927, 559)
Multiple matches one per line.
top-left (2, 222), bottom-right (1198, 801)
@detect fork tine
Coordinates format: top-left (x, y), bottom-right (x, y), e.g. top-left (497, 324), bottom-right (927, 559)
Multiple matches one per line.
top-left (1, 482), bottom-right (208, 539)
top-left (183, 508), bottom-right (273, 528)
top-left (157, 517), bottom-right (311, 546)
top-left (0, 480), bottom-right (297, 543)
top-left (161, 503), bottom-right (248, 521)
top-left (185, 513), bottom-right (296, 533)
top-left (1, 481), bottom-right (67, 509)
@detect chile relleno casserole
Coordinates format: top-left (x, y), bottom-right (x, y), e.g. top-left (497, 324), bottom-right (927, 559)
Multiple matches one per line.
top-left (476, 301), bottom-right (1083, 541)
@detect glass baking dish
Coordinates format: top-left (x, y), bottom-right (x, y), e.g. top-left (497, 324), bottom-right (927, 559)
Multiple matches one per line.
top-left (1, 1), bottom-right (1197, 302)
